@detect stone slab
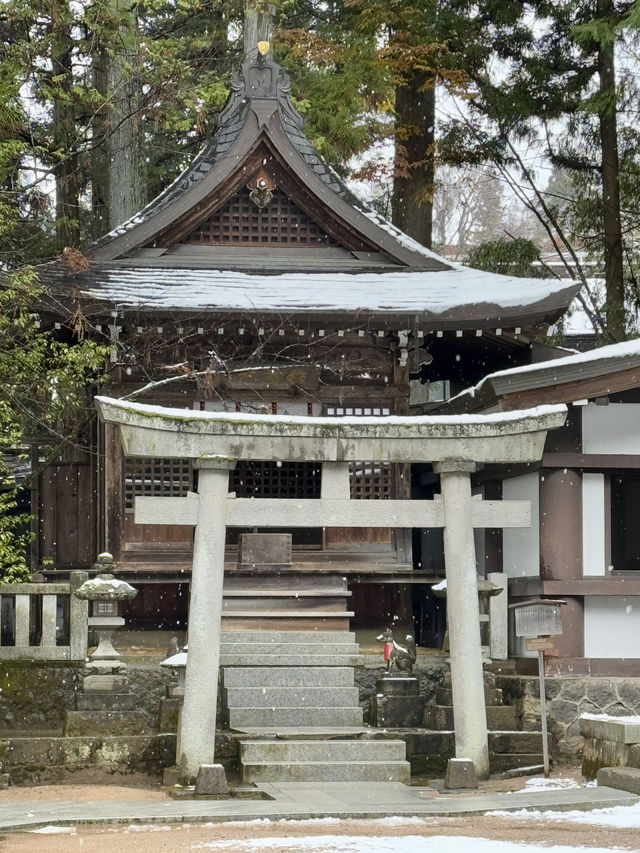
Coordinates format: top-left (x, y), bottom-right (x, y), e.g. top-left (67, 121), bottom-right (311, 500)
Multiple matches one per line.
top-left (75, 693), bottom-right (138, 711)
top-left (225, 687), bottom-right (359, 708)
top-left (424, 704), bottom-right (516, 731)
top-left (242, 759), bottom-right (411, 784)
top-left (83, 675), bottom-right (129, 692)
top-left (239, 739), bottom-right (407, 763)
top-left (0, 781), bottom-right (638, 830)
top-left (222, 667), bottom-right (355, 688)
top-left (219, 643), bottom-right (359, 656)
top-left (229, 707), bottom-right (363, 728)
top-left (598, 766), bottom-right (640, 795)
top-left (376, 676), bottom-right (420, 696)
top-left (371, 696), bottom-right (425, 728)
top-left (580, 715), bottom-right (640, 744)
top-left (221, 631), bottom-right (356, 644)
top-left (64, 710), bottom-right (155, 737)
top-left (220, 654), bottom-right (360, 667)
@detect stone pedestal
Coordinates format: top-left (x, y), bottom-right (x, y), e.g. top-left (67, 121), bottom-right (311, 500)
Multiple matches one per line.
top-left (370, 676), bottom-right (424, 727)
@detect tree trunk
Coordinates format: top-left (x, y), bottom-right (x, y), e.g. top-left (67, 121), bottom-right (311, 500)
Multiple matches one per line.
top-left (90, 0), bottom-right (145, 236)
top-left (51, 0), bottom-right (80, 250)
top-left (392, 73), bottom-right (435, 250)
top-left (107, 0), bottom-right (145, 231)
top-left (244, 1), bottom-right (276, 59)
top-left (598, 0), bottom-right (625, 341)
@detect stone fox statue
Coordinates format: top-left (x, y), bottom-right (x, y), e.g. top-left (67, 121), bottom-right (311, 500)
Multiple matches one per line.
top-left (377, 630), bottom-right (417, 673)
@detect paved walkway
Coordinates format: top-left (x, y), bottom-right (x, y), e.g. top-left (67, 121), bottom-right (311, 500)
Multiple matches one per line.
top-left (0, 783), bottom-right (637, 831)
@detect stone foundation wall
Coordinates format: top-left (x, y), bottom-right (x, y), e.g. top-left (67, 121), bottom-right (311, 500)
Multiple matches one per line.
top-left (497, 675), bottom-right (640, 759)
top-left (0, 661), bottom-right (171, 734)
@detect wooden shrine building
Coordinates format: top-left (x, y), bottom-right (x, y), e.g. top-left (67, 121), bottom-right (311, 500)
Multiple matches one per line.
top-left (37, 47), bottom-right (579, 635)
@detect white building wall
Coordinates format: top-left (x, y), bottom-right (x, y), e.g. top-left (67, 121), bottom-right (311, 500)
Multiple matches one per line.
top-left (582, 473), bottom-right (606, 577)
top-left (502, 473), bottom-right (539, 578)
top-left (583, 403), bottom-right (640, 453)
top-left (584, 596), bottom-right (640, 658)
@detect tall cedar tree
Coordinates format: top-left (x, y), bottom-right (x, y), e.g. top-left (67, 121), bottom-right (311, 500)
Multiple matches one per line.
top-left (440, 0), bottom-right (638, 341)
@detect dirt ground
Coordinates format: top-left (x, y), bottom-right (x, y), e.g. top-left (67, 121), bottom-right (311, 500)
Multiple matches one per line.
top-left (0, 768), bottom-right (638, 853)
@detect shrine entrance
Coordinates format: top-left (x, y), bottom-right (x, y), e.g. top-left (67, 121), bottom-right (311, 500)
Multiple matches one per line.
top-left (97, 396), bottom-right (565, 783)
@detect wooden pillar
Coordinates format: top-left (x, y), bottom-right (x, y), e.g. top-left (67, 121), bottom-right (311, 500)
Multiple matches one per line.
top-left (539, 467), bottom-right (584, 658)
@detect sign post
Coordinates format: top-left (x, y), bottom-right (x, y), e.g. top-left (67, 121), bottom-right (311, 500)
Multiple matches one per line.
top-left (512, 600), bottom-right (567, 777)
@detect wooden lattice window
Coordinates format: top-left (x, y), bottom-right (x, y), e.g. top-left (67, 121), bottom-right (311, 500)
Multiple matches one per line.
top-left (181, 187), bottom-right (338, 246)
top-left (231, 461), bottom-right (321, 498)
top-left (124, 458), bottom-right (192, 511)
top-left (325, 406), bottom-right (393, 500)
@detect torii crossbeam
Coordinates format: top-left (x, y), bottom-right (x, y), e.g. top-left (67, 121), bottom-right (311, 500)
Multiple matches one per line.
top-left (96, 396), bottom-right (566, 784)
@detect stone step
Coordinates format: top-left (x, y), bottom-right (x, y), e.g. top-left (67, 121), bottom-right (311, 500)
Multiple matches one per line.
top-left (221, 616), bottom-right (351, 631)
top-left (64, 710), bottom-right (155, 737)
top-left (75, 693), bottom-right (139, 712)
top-left (423, 704), bottom-right (516, 731)
top-left (225, 687), bottom-right (360, 708)
top-left (240, 738), bottom-right (407, 763)
top-left (242, 759), bottom-right (410, 784)
top-left (221, 630), bottom-right (356, 644)
top-left (489, 731), bottom-right (543, 754)
top-left (436, 686), bottom-right (503, 706)
top-left (220, 654), bottom-right (360, 667)
top-left (490, 753), bottom-right (545, 773)
top-left (220, 642), bottom-right (359, 656)
top-left (229, 706), bottom-right (364, 728)
top-left (222, 666), bottom-right (356, 688)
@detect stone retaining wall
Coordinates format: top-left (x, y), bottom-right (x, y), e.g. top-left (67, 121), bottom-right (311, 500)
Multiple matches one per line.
top-left (497, 675), bottom-right (640, 760)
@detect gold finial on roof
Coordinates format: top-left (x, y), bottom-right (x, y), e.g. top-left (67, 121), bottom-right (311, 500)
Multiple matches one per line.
top-left (257, 40), bottom-right (270, 56)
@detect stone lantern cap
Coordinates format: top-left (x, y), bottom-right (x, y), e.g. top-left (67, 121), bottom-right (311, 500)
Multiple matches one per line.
top-left (74, 573), bottom-right (138, 601)
top-left (161, 645), bottom-right (188, 668)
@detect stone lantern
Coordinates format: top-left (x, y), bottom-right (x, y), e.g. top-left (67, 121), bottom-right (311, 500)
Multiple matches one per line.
top-left (74, 552), bottom-right (137, 665)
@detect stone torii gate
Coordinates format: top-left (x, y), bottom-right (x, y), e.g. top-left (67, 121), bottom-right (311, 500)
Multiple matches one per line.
top-left (96, 396), bottom-right (566, 783)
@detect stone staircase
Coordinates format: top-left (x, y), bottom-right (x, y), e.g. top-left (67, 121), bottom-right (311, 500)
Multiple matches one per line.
top-left (424, 669), bottom-right (544, 773)
top-left (220, 630), bottom-right (410, 783)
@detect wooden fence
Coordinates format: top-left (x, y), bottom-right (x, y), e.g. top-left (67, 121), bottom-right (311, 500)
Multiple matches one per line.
top-left (0, 571), bottom-right (88, 661)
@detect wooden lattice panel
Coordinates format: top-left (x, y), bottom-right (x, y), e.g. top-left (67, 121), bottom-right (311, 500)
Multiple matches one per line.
top-left (182, 187), bottom-right (338, 246)
top-left (124, 458), bottom-right (192, 511)
top-left (232, 461), bottom-right (321, 498)
top-left (325, 406), bottom-right (393, 500)
top-left (348, 461), bottom-right (392, 500)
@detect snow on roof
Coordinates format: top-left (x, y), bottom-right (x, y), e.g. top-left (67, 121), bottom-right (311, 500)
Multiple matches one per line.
top-left (450, 336), bottom-right (640, 406)
top-left (79, 265), bottom-right (577, 317)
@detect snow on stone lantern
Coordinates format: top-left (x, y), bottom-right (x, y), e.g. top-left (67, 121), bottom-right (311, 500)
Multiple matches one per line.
top-left (73, 552), bottom-right (137, 663)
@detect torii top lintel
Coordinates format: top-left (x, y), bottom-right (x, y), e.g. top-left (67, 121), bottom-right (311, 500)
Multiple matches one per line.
top-left (96, 396), bottom-right (567, 465)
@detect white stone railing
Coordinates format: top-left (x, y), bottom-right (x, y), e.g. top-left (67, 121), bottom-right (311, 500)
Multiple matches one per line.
top-left (0, 571), bottom-right (88, 661)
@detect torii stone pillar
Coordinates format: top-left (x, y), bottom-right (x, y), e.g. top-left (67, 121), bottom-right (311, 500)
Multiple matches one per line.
top-left (435, 460), bottom-right (489, 778)
top-left (179, 457), bottom-right (235, 782)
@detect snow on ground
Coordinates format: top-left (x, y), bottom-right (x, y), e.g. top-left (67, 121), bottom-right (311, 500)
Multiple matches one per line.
top-left (521, 776), bottom-right (596, 791)
top-left (487, 801), bottom-right (640, 828)
top-left (192, 836), bottom-right (635, 852)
